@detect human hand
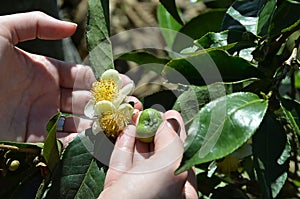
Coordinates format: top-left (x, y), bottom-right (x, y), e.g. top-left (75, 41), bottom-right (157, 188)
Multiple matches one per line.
top-left (99, 110), bottom-right (198, 199)
top-left (0, 12), bottom-right (96, 144)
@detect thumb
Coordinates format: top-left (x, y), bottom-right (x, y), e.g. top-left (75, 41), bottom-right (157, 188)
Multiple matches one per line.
top-left (151, 120), bottom-right (184, 171)
top-left (154, 110), bottom-right (185, 152)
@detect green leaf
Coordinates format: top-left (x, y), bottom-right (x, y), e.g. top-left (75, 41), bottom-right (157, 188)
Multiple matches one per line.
top-left (0, 141), bottom-right (43, 149)
top-left (87, 0), bottom-right (114, 79)
top-left (281, 98), bottom-right (300, 136)
top-left (173, 78), bottom-right (259, 125)
top-left (173, 9), bottom-right (226, 51)
top-left (43, 112), bottom-right (61, 172)
top-left (257, 0), bottom-right (276, 37)
top-left (194, 30), bottom-right (258, 62)
top-left (221, 0), bottom-right (260, 48)
top-left (295, 67), bottom-right (300, 89)
top-left (100, 0), bottom-right (110, 35)
top-left (157, 3), bottom-right (182, 48)
top-left (195, 31), bottom-right (230, 49)
top-left (44, 129), bottom-right (106, 199)
top-left (163, 50), bottom-right (263, 86)
top-left (268, 0), bottom-right (300, 39)
top-left (253, 112), bottom-right (290, 198)
top-left (159, 0), bottom-right (184, 25)
top-left (180, 9), bottom-right (226, 40)
top-left (117, 51), bottom-right (169, 65)
top-left (223, 5), bottom-right (258, 35)
top-left (176, 92), bottom-right (268, 174)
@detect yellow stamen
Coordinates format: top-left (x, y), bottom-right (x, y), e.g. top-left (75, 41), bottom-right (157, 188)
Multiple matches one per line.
top-left (98, 111), bottom-right (130, 138)
top-left (91, 79), bottom-right (118, 103)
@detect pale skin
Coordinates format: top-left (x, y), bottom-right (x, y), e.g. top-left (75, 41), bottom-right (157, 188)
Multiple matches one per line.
top-left (0, 12), bottom-right (198, 199)
top-left (0, 11), bottom-right (95, 143)
top-left (100, 110), bottom-right (198, 199)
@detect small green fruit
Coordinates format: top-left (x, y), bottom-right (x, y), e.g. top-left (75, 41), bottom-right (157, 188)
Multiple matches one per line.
top-left (136, 108), bottom-right (163, 143)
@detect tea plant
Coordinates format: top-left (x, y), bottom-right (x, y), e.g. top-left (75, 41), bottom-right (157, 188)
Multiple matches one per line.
top-left (1, 0), bottom-right (300, 198)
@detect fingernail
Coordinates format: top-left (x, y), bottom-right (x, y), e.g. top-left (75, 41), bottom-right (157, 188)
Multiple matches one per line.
top-left (65, 21), bottom-right (77, 27)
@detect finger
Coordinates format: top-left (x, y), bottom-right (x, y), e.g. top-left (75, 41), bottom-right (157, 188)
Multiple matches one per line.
top-left (125, 96), bottom-right (143, 111)
top-left (120, 74), bottom-right (133, 87)
top-left (27, 54), bottom-right (96, 90)
top-left (60, 116), bottom-right (93, 133)
top-left (56, 132), bottom-right (78, 147)
top-left (104, 125), bottom-right (136, 188)
top-left (46, 57), bottom-right (96, 89)
top-left (0, 11), bottom-right (77, 45)
top-left (154, 121), bottom-right (182, 152)
top-left (149, 121), bottom-right (184, 172)
top-left (60, 89), bottom-right (91, 115)
top-left (132, 109), bottom-right (140, 125)
top-left (183, 169), bottom-right (198, 199)
top-left (132, 139), bottom-right (151, 166)
top-left (163, 110), bottom-right (186, 141)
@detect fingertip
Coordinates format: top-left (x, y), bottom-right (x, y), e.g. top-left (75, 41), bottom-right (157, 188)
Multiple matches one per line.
top-left (132, 109), bottom-right (140, 125)
top-left (125, 96), bottom-right (143, 111)
top-left (163, 110), bottom-right (186, 141)
top-left (108, 125), bottom-right (136, 173)
top-left (154, 121), bottom-right (180, 151)
top-left (184, 169), bottom-right (199, 199)
top-left (115, 125), bottom-right (136, 149)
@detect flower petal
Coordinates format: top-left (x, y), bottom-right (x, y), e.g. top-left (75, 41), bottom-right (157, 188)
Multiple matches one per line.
top-left (94, 100), bottom-right (116, 116)
top-left (118, 103), bottom-right (134, 119)
top-left (101, 69), bottom-right (122, 88)
top-left (84, 100), bottom-right (95, 118)
top-left (120, 81), bottom-right (135, 96)
top-left (113, 81), bottom-right (135, 106)
top-left (92, 120), bottom-right (102, 135)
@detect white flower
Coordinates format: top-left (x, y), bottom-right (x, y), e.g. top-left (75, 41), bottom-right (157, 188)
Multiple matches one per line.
top-left (84, 69), bottom-right (135, 137)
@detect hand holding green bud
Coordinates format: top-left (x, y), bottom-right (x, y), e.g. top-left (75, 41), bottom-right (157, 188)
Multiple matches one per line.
top-left (136, 108), bottom-right (163, 143)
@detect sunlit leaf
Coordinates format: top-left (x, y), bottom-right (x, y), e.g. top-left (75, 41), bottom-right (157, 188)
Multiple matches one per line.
top-left (157, 3), bottom-right (182, 48)
top-left (159, 0), bottom-right (184, 25)
top-left (163, 50), bottom-right (263, 85)
top-left (43, 112), bottom-right (61, 172)
top-left (195, 31), bottom-right (229, 49)
top-left (176, 92), bottom-right (268, 174)
top-left (173, 9), bottom-right (226, 51)
top-left (173, 79), bottom-right (259, 125)
top-left (87, 0), bottom-right (114, 79)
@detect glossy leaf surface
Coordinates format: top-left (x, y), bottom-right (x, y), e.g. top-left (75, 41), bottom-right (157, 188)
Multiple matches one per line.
top-left (157, 3), bottom-right (182, 48)
top-left (173, 79), bottom-right (258, 125)
top-left (44, 130), bottom-right (106, 199)
top-left (163, 50), bottom-right (263, 85)
top-left (176, 92), bottom-right (268, 174)
top-left (87, 0), bottom-right (114, 79)
top-left (159, 0), bottom-right (183, 25)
